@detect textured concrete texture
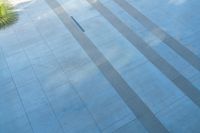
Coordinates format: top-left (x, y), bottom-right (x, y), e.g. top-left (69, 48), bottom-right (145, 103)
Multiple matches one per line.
top-left (0, 0), bottom-right (200, 133)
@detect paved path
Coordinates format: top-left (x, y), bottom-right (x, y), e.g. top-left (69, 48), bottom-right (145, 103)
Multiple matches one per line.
top-left (45, 0), bottom-right (169, 133)
top-left (0, 0), bottom-right (200, 133)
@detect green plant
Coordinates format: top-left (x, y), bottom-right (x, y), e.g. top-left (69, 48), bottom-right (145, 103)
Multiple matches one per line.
top-left (0, 0), bottom-right (18, 29)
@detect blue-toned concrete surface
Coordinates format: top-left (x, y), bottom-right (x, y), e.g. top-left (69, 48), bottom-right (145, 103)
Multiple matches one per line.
top-left (0, 0), bottom-right (200, 133)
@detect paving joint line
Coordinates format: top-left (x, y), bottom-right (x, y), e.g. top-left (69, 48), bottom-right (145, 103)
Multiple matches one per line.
top-left (114, 0), bottom-right (200, 71)
top-left (45, 0), bottom-right (169, 132)
top-left (2, 48), bottom-right (35, 133)
top-left (85, 0), bottom-right (200, 109)
top-left (28, 7), bottom-right (102, 132)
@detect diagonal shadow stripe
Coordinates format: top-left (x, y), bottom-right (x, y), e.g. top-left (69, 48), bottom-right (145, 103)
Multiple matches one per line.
top-left (114, 0), bottom-right (200, 71)
top-left (85, 0), bottom-right (200, 108)
top-left (45, 0), bottom-right (169, 132)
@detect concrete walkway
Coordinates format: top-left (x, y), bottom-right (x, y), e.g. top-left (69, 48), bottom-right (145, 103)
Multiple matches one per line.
top-left (0, 0), bottom-right (200, 133)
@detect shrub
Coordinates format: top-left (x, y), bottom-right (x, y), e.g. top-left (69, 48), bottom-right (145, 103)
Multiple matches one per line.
top-left (0, 1), bottom-right (18, 29)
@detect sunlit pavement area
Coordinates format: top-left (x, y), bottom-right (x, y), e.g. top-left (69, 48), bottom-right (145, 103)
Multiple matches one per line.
top-left (0, 0), bottom-right (200, 132)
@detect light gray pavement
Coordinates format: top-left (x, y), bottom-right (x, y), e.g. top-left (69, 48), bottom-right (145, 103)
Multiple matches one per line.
top-left (0, 0), bottom-right (200, 133)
